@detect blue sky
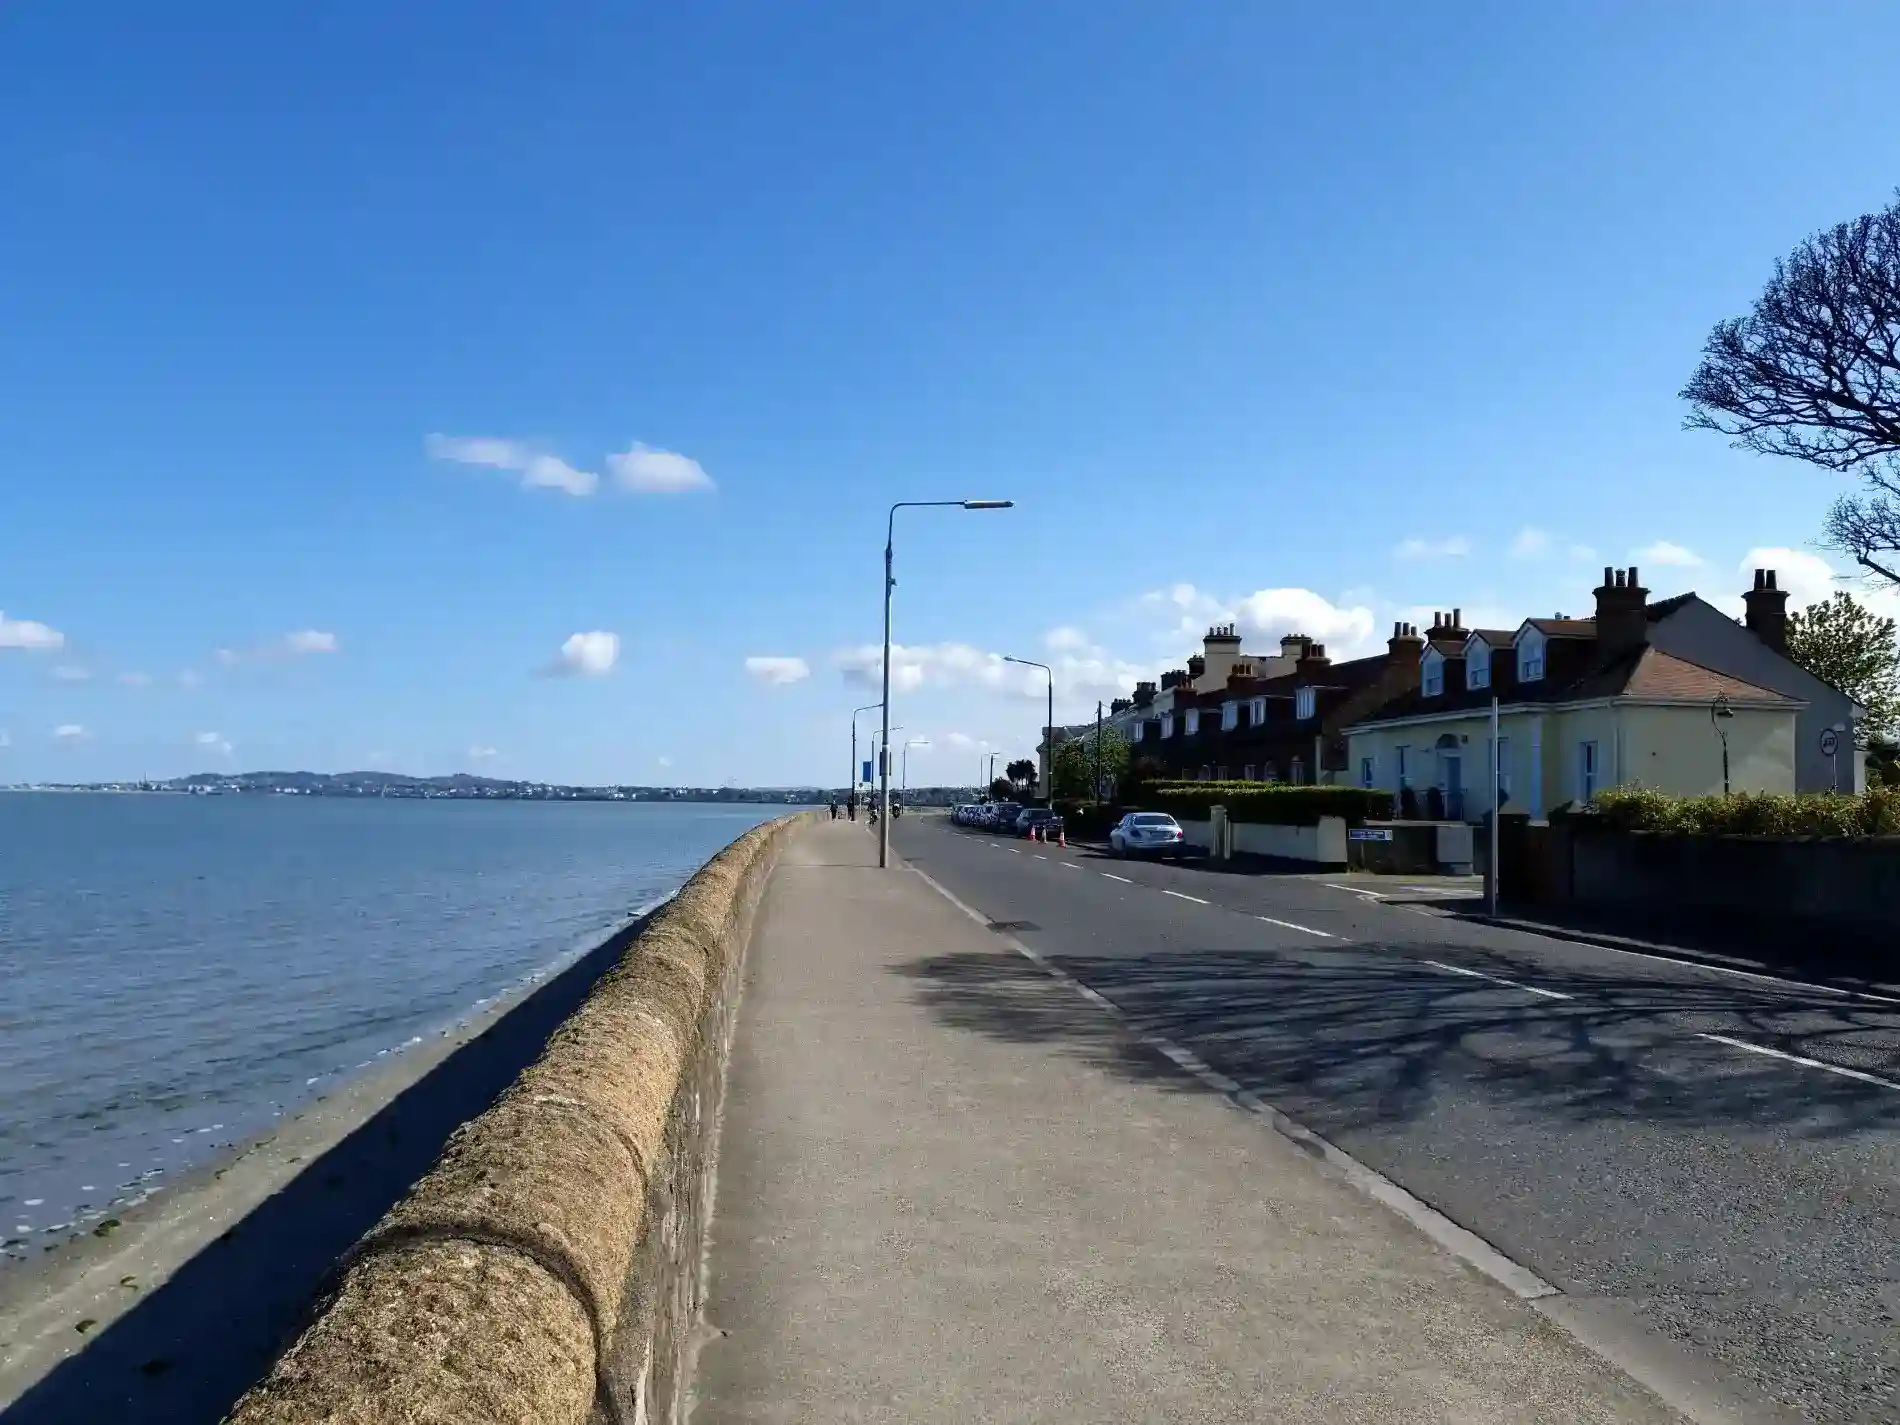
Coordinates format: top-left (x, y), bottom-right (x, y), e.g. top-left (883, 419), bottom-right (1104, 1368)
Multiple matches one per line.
top-left (4, 1), bottom-right (1899, 786)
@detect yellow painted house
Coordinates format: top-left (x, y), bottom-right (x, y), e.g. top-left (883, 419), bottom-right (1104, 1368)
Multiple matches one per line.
top-left (1343, 568), bottom-right (1805, 821)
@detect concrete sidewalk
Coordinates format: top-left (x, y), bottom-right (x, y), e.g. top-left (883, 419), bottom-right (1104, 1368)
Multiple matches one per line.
top-left (691, 822), bottom-right (1686, 1424)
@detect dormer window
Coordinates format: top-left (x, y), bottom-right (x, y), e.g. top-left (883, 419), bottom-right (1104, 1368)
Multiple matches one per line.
top-left (1250, 696), bottom-right (1267, 726)
top-left (1295, 686), bottom-right (1316, 720)
top-left (1467, 641), bottom-right (1491, 690)
top-left (1221, 701), bottom-right (1238, 731)
top-left (1422, 648), bottom-right (1445, 697)
top-left (1517, 629), bottom-right (1546, 683)
top-left (1184, 708), bottom-right (1200, 735)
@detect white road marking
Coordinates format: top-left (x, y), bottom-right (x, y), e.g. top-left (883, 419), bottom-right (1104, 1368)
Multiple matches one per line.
top-left (1058, 860), bottom-right (1081, 870)
top-left (1256, 915), bottom-right (1334, 938)
top-left (904, 861), bottom-right (1558, 1305)
top-left (1698, 1033), bottom-right (1900, 1091)
top-left (1422, 959), bottom-right (1572, 1000)
top-left (1100, 873), bottom-right (1133, 884)
top-left (1010, 848), bottom-right (1022, 854)
top-left (1565, 941), bottom-right (1900, 1005)
top-left (1322, 882), bottom-right (1383, 899)
top-left (1162, 889), bottom-right (1209, 905)
top-left (1034, 854), bottom-right (1048, 860)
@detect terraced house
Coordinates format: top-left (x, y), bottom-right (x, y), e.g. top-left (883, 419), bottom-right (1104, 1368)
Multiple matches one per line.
top-left (1342, 565), bottom-right (1855, 822)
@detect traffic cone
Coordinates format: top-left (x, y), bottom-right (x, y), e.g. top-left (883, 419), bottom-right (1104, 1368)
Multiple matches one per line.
top-left (1058, 826), bottom-right (1067, 848)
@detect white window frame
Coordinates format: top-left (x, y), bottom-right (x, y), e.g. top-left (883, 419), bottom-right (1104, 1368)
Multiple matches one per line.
top-left (1250, 696), bottom-right (1267, 726)
top-left (1160, 714), bottom-right (1173, 739)
top-left (1467, 645), bottom-right (1490, 690)
top-left (1184, 708), bottom-right (1200, 736)
top-left (1517, 630), bottom-right (1546, 683)
top-left (1242, 763), bottom-right (1255, 782)
top-left (1131, 721), bottom-right (1145, 744)
top-left (1422, 654), bottom-right (1444, 697)
top-left (1578, 740), bottom-right (1599, 803)
top-left (1360, 756), bottom-right (1375, 789)
top-left (1295, 686), bottom-right (1317, 720)
top-left (1221, 700), bottom-right (1239, 731)
top-left (1396, 745), bottom-right (1410, 785)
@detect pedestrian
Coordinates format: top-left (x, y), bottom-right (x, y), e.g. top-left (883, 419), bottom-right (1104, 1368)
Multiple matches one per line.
top-left (828, 800), bottom-right (838, 820)
top-left (847, 798), bottom-right (856, 821)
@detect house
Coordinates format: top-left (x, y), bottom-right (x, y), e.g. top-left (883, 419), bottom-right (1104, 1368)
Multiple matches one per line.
top-left (1344, 567), bottom-right (1806, 820)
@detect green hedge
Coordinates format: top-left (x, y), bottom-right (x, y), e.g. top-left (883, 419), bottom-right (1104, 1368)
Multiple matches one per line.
top-left (1587, 784), bottom-right (1900, 838)
top-left (1053, 800), bottom-right (1129, 839)
top-left (1135, 782), bottom-right (1393, 827)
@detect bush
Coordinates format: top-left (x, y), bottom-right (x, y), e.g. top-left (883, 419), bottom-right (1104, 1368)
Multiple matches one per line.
top-left (1588, 783), bottom-right (1900, 838)
top-left (1054, 800), bottom-right (1129, 839)
top-left (1134, 782), bottom-right (1393, 826)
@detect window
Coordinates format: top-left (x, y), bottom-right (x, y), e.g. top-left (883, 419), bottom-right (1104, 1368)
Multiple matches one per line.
top-left (1295, 686), bottom-right (1317, 719)
top-left (1579, 740), bottom-right (1599, 803)
top-left (1160, 715), bottom-right (1173, 739)
top-left (1518, 631), bottom-right (1545, 682)
top-left (1250, 696), bottom-right (1267, 726)
top-left (1242, 764), bottom-right (1256, 781)
top-left (1260, 760), bottom-right (1278, 782)
top-left (1184, 708), bottom-right (1200, 736)
top-left (1422, 653), bottom-right (1444, 697)
top-left (1216, 765), bottom-right (1229, 781)
top-left (1131, 721), bottom-right (1145, 743)
top-left (1290, 757), bottom-right (1306, 785)
top-left (1467, 646), bottom-right (1490, 690)
top-left (1396, 745), bottom-right (1410, 785)
top-left (1360, 756), bottom-right (1375, 788)
top-left (1221, 701), bottom-right (1239, 731)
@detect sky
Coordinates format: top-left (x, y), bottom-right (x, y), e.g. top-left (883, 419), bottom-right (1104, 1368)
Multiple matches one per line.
top-left (4, 1), bottom-right (1900, 787)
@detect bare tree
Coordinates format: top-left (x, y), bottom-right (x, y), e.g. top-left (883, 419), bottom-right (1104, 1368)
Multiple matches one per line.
top-left (1681, 192), bottom-right (1900, 585)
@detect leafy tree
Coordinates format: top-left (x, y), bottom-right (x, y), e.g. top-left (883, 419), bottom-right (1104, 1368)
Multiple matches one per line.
top-left (987, 776), bottom-right (1014, 801)
top-left (1680, 194), bottom-right (1900, 586)
top-left (1051, 725), bottom-right (1130, 801)
top-left (1785, 591), bottom-right (1900, 745)
top-left (1005, 758), bottom-right (1037, 792)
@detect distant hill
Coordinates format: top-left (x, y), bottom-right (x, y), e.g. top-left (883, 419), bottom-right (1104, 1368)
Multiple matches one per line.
top-left (150, 771), bottom-right (825, 802)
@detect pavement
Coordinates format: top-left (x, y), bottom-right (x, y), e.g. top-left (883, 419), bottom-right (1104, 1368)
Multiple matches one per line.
top-left (692, 820), bottom-right (1706, 1424)
top-left (853, 815), bottom-right (1900, 1425)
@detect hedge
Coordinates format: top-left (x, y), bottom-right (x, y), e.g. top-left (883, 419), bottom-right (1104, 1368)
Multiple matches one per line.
top-left (1134, 782), bottom-right (1393, 827)
top-left (1585, 784), bottom-right (1900, 838)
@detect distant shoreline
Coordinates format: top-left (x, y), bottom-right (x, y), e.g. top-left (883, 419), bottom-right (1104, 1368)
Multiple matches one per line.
top-left (0, 782), bottom-right (829, 804)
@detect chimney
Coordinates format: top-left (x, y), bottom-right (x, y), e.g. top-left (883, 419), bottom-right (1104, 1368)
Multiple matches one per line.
top-left (1593, 565), bottom-right (1650, 657)
top-left (1279, 633), bottom-right (1312, 662)
top-left (1387, 621), bottom-right (1425, 666)
top-left (1186, 654), bottom-right (1206, 680)
top-left (1295, 642), bottom-right (1331, 680)
top-left (1742, 568), bottom-right (1790, 654)
top-left (1133, 680), bottom-right (1156, 709)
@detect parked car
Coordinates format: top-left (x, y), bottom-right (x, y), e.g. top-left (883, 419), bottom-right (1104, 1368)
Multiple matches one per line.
top-left (1013, 807), bottom-right (1061, 838)
top-left (985, 802), bottom-right (1022, 832)
top-left (1108, 812), bottom-right (1186, 858)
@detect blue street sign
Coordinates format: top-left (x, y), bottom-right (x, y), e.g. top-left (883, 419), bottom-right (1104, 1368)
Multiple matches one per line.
top-left (862, 759), bottom-right (873, 784)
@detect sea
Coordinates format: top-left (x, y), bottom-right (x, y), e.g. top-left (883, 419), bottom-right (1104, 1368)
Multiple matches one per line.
top-left (0, 793), bottom-right (798, 1264)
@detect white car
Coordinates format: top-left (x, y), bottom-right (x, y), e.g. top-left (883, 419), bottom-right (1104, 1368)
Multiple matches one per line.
top-left (1108, 812), bottom-right (1186, 858)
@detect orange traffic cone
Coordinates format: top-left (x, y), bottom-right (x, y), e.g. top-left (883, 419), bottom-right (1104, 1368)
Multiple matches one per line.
top-left (1058, 826), bottom-right (1067, 848)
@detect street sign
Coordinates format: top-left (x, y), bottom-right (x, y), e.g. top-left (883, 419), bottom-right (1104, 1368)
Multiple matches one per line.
top-left (1348, 827), bottom-right (1394, 842)
top-left (1819, 728), bottom-right (1840, 757)
top-left (862, 759), bottom-right (873, 784)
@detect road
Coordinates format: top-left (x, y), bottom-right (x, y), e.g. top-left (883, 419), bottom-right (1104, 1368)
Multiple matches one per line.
top-left (890, 815), bottom-right (1900, 1425)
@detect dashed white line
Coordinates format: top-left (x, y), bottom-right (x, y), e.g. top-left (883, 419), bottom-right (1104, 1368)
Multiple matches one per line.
top-left (1422, 959), bottom-right (1572, 1000)
top-left (1100, 872), bottom-right (1133, 884)
top-left (1034, 854), bottom-right (1048, 861)
top-left (1058, 860), bottom-right (1081, 870)
top-left (1162, 889), bottom-right (1209, 905)
top-left (1257, 915), bottom-right (1334, 938)
top-left (1698, 1033), bottom-right (1900, 1091)
top-left (1010, 848), bottom-right (1022, 854)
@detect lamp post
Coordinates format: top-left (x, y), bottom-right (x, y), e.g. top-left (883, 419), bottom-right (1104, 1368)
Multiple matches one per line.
top-left (849, 701), bottom-right (881, 812)
top-left (1711, 693), bottom-right (1734, 797)
top-left (1004, 655), bottom-right (1055, 807)
top-left (903, 737), bottom-right (929, 796)
top-left (880, 499), bottom-right (1014, 867)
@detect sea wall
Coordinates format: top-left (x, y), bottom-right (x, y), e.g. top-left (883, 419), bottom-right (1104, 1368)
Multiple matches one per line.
top-left (225, 812), bottom-right (809, 1425)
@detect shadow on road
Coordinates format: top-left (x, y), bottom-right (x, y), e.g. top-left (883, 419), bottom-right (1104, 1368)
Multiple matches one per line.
top-left (0, 917), bottom-right (647, 1425)
top-left (896, 942), bottom-right (1900, 1141)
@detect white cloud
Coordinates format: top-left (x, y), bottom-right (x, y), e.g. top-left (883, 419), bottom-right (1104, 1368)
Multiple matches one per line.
top-left (1569, 544), bottom-right (1599, 562)
top-left (285, 629), bottom-right (339, 655)
top-left (176, 669), bottom-right (204, 689)
top-left (744, 655), bottom-right (811, 686)
top-left (195, 730), bottom-right (234, 756)
top-left (606, 443), bottom-right (714, 494)
top-left (0, 729), bottom-right (10, 748)
top-left (216, 648), bottom-right (242, 666)
top-left (1394, 536), bottom-right (1471, 560)
top-left (1229, 588), bottom-right (1380, 657)
top-left (426, 433), bottom-right (599, 497)
top-left (544, 630), bottom-right (619, 677)
top-left (468, 744), bottom-right (499, 761)
top-left (1044, 626), bottom-right (1091, 653)
top-left (1509, 527), bottom-right (1550, 560)
top-left (656, 755), bottom-right (673, 769)
top-left (0, 612), bottom-right (64, 651)
top-left (54, 724), bottom-right (87, 742)
top-left (946, 732), bottom-right (981, 749)
top-left (52, 664), bottom-right (91, 682)
top-left (119, 671), bottom-right (152, 688)
top-left (1633, 540), bottom-right (1703, 568)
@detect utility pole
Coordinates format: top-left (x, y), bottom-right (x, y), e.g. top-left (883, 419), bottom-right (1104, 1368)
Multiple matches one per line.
top-left (1094, 699), bottom-right (1104, 804)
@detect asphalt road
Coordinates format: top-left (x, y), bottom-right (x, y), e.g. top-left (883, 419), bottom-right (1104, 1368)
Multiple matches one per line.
top-left (890, 815), bottom-right (1900, 1425)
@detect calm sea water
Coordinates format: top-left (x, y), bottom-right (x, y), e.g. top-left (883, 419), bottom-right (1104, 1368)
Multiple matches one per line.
top-left (0, 794), bottom-right (794, 1261)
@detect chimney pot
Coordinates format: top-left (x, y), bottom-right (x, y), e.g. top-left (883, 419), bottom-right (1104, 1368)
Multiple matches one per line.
top-left (1628, 566), bottom-right (1640, 587)
top-left (1452, 607), bottom-right (1462, 627)
top-left (1602, 566), bottom-right (1613, 587)
top-left (1767, 570), bottom-right (1778, 590)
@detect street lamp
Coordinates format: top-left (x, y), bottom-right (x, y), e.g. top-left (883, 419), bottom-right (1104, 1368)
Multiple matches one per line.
top-left (880, 498), bottom-right (1014, 868)
top-left (1711, 693), bottom-right (1734, 797)
top-left (1003, 655), bottom-right (1055, 808)
top-left (903, 737), bottom-right (930, 795)
top-left (849, 701), bottom-right (881, 811)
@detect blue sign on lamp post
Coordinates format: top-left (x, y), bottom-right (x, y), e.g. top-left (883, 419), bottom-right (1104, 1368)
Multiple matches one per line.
top-left (862, 759), bottom-right (873, 785)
